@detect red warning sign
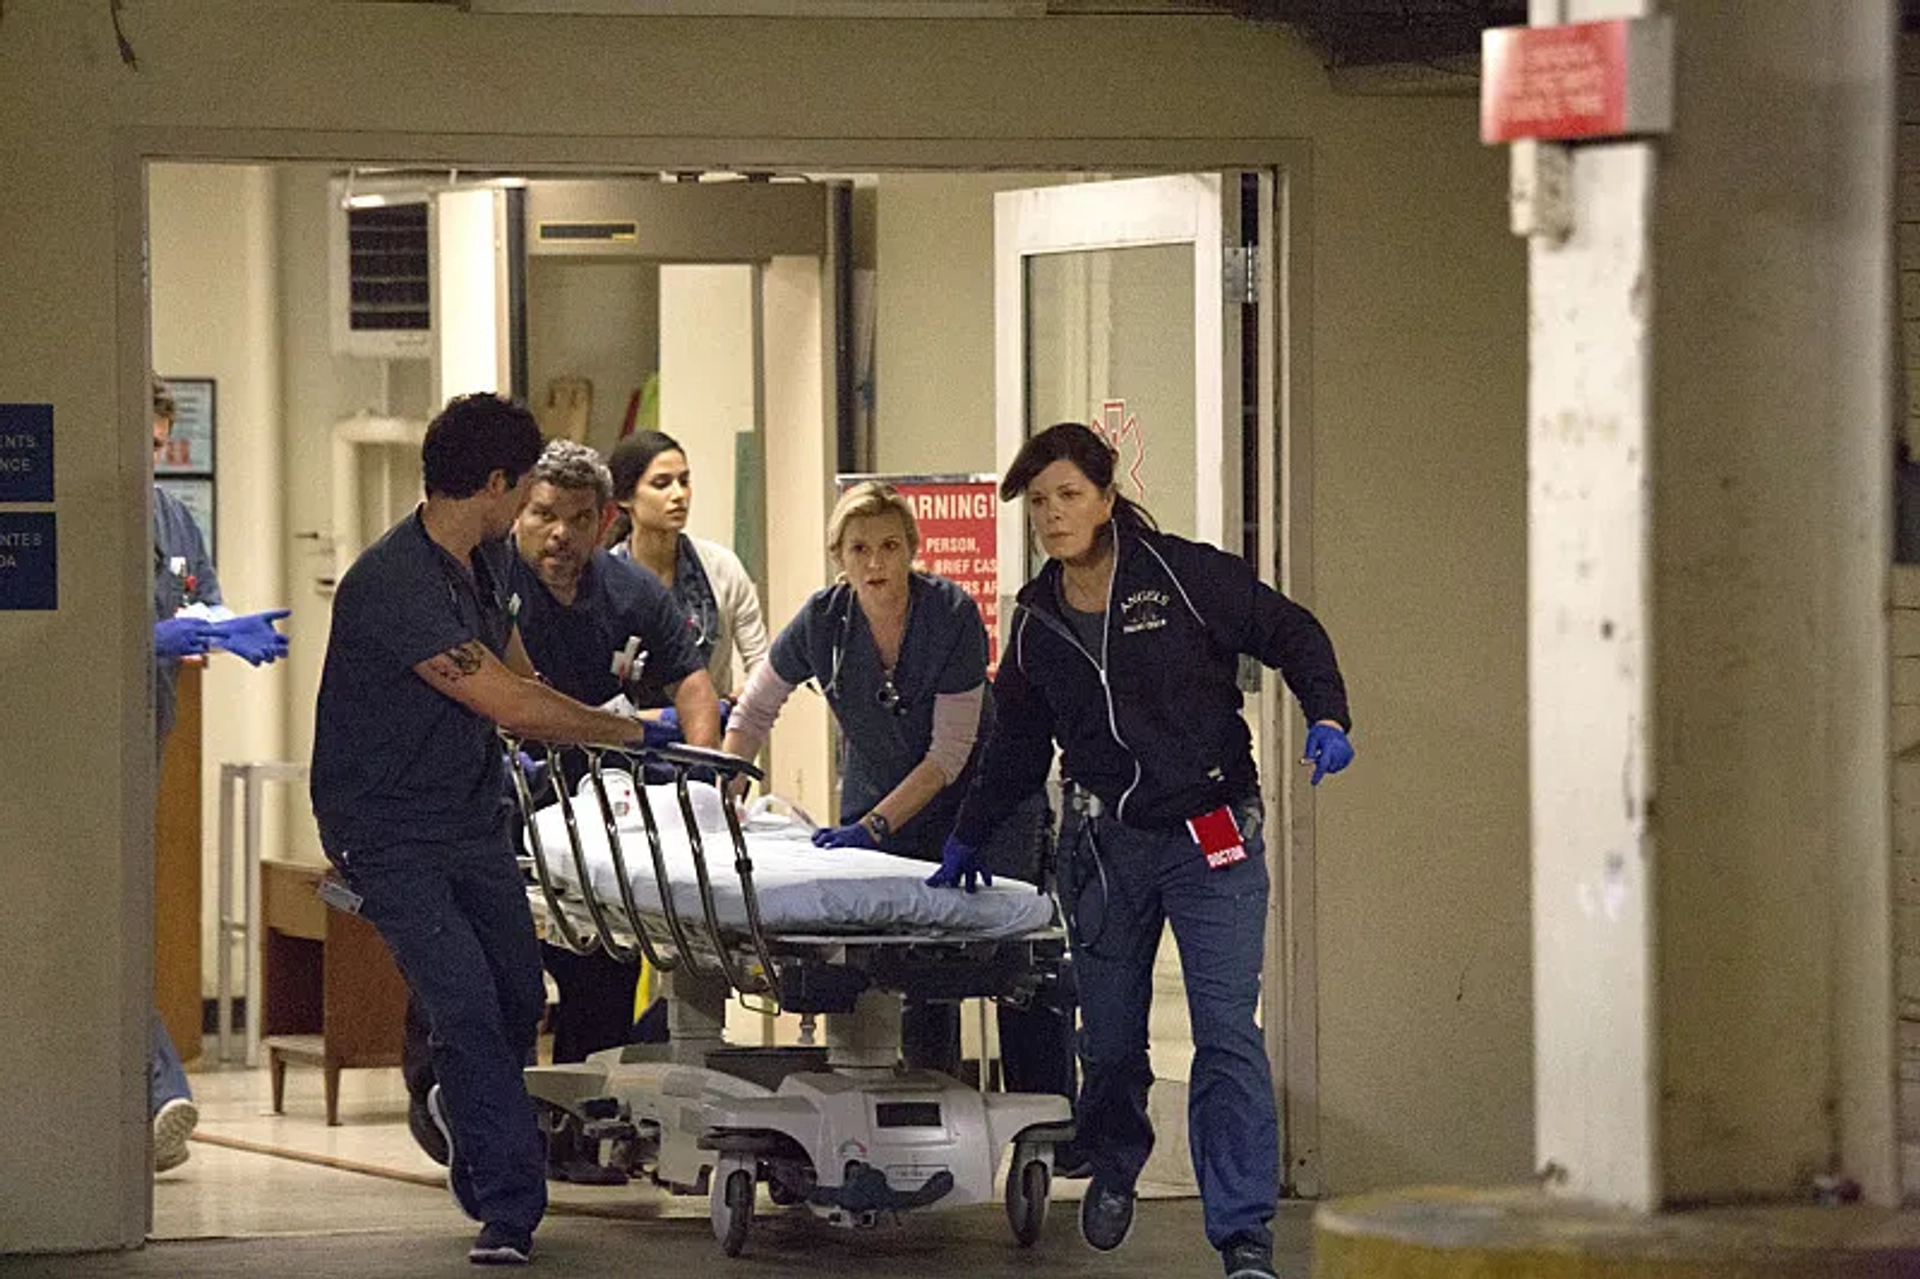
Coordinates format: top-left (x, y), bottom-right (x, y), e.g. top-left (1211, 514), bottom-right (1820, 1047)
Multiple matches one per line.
top-left (1481, 18), bottom-right (1672, 145)
top-left (839, 474), bottom-right (1001, 670)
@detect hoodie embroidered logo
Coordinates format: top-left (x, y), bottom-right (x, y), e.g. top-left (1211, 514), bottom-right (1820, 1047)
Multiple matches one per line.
top-left (1120, 588), bottom-right (1170, 635)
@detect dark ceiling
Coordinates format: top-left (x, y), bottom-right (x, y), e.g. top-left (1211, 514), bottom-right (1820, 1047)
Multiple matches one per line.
top-left (1216, 1), bottom-right (1529, 69)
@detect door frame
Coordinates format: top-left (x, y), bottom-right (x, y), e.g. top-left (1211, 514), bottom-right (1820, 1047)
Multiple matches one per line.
top-left (109, 130), bottom-right (1319, 1225)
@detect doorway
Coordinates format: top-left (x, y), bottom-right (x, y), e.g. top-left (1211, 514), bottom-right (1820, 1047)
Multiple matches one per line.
top-left (127, 142), bottom-right (1313, 1236)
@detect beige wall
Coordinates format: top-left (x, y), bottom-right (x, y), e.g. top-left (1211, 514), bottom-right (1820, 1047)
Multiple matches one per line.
top-left (525, 256), bottom-right (659, 452)
top-left (0, 2), bottom-right (1526, 1249)
top-left (148, 162), bottom-right (292, 994)
top-left (1307, 104), bottom-right (1528, 1190)
top-left (658, 263), bottom-right (755, 551)
top-left (276, 164), bottom-right (400, 872)
top-left (874, 171), bottom-right (1085, 474)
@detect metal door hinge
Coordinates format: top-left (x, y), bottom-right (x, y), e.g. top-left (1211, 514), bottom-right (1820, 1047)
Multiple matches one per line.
top-left (1224, 245), bottom-right (1260, 306)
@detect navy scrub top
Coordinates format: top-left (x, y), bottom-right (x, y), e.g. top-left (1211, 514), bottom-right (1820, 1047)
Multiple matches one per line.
top-left (310, 509), bottom-right (516, 856)
top-left (768, 572), bottom-right (990, 859)
top-left (508, 545), bottom-right (704, 711)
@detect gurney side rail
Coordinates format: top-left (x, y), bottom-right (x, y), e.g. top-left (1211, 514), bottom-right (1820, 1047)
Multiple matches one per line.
top-left (664, 747), bottom-right (775, 996)
top-left (508, 738), bottom-right (775, 997)
top-left (507, 737), bottom-right (601, 958)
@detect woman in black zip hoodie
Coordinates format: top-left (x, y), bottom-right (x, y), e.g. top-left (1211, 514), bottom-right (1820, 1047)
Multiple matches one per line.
top-left (933, 422), bottom-right (1353, 1279)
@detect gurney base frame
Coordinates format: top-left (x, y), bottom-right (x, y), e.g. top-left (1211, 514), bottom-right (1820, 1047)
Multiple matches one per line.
top-left (525, 1052), bottom-right (1072, 1257)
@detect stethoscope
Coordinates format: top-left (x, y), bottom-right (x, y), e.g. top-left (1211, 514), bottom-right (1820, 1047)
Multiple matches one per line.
top-left (823, 582), bottom-right (908, 718)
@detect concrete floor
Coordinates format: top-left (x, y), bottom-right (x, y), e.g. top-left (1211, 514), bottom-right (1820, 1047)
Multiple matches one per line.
top-left (0, 1051), bottom-right (1312, 1278)
top-left (3, 1199), bottom-right (1316, 1278)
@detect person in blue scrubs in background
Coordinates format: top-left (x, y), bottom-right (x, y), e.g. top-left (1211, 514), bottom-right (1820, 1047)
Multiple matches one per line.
top-left (148, 375), bottom-right (289, 1173)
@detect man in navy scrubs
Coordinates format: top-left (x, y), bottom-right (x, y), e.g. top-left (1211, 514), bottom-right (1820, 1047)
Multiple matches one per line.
top-left (310, 394), bottom-right (660, 1266)
top-left (398, 438), bottom-right (722, 1183)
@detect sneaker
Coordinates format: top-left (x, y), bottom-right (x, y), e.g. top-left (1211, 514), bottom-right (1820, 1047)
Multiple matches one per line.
top-left (410, 1090), bottom-right (450, 1166)
top-left (1221, 1237), bottom-right (1277, 1279)
top-left (152, 1097), bottom-right (198, 1173)
top-left (469, 1222), bottom-right (533, 1265)
top-left (428, 1084), bottom-right (482, 1222)
top-left (1077, 1179), bottom-right (1135, 1252)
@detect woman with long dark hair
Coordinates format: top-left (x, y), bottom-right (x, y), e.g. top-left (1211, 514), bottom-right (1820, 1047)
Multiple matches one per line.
top-left (936, 422), bottom-right (1354, 1279)
top-left (606, 430), bottom-right (768, 701)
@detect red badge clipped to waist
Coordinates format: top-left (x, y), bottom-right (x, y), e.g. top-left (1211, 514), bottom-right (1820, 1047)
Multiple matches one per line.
top-left (1187, 804), bottom-right (1247, 869)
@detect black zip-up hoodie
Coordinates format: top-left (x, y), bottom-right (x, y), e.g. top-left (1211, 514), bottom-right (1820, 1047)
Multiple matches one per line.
top-left (953, 524), bottom-right (1350, 840)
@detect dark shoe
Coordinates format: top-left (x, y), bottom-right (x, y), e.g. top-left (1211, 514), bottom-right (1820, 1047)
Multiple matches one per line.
top-left (1077, 1180), bottom-right (1135, 1252)
top-left (409, 1091), bottom-right (450, 1166)
top-left (429, 1085), bottom-right (482, 1222)
top-left (1052, 1139), bottom-right (1091, 1180)
top-left (1221, 1236), bottom-right (1277, 1279)
top-left (469, 1222), bottom-right (533, 1265)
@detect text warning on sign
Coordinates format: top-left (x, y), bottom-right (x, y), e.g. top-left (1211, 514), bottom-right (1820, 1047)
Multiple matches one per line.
top-left (0, 513), bottom-right (57, 611)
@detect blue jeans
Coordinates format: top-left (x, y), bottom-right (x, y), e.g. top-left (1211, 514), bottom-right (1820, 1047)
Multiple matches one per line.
top-left (1060, 797), bottom-right (1276, 1251)
top-left (149, 1012), bottom-right (192, 1114)
top-left (333, 825), bottom-right (547, 1234)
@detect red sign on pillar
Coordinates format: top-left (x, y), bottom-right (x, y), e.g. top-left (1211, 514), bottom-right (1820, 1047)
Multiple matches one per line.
top-left (1481, 17), bottom-right (1672, 145)
top-left (837, 474), bottom-right (1002, 671)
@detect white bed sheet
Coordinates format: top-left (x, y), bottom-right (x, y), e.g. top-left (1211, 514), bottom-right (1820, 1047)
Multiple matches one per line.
top-left (524, 771), bottom-right (1055, 940)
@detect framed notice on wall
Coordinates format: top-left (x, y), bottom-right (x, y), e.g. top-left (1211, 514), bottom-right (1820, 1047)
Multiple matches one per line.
top-left (156, 377), bottom-right (216, 476)
top-left (156, 476), bottom-right (217, 562)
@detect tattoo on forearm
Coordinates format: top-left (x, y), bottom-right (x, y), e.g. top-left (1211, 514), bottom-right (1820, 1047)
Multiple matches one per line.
top-left (428, 640), bottom-right (488, 681)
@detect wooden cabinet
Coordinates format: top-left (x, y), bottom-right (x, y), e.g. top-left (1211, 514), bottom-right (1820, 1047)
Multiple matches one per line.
top-left (154, 664), bottom-right (203, 1061)
top-left (259, 858), bottom-right (410, 1125)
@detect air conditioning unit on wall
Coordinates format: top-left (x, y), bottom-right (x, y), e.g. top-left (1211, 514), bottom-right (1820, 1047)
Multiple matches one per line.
top-left (328, 178), bottom-right (434, 360)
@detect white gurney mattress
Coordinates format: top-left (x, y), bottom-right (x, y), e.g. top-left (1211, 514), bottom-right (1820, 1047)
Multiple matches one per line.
top-left (525, 772), bottom-right (1055, 940)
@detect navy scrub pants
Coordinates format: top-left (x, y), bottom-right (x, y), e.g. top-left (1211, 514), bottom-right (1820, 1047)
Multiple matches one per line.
top-left (1060, 796), bottom-right (1277, 1252)
top-left (336, 824), bottom-right (548, 1234)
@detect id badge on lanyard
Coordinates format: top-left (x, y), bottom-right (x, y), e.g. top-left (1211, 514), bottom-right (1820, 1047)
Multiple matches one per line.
top-left (1186, 804), bottom-right (1247, 869)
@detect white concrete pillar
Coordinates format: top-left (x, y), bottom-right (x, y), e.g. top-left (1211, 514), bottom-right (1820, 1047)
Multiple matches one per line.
top-left (1530, 0), bottom-right (1897, 1209)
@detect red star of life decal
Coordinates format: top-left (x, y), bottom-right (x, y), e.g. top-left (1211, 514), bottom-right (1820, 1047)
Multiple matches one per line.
top-left (1091, 399), bottom-right (1147, 502)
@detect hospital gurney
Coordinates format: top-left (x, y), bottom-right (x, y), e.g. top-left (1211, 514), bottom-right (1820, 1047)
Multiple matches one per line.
top-left (506, 738), bottom-right (1074, 1257)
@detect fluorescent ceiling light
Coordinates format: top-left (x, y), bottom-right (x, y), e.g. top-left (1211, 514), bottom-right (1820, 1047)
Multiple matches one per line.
top-left (341, 174), bottom-right (527, 209)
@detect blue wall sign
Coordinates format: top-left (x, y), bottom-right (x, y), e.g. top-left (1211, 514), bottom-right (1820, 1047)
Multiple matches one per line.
top-left (0, 404), bottom-right (54, 503)
top-left (0, 513), bottom-right (57, 610)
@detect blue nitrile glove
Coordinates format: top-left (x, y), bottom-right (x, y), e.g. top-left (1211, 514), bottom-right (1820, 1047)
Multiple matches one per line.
top-left (154, 616), bottom-right (218, 660)
top-left (717, 698), bottom-right (733, 730)
top-left (641, 706), bottom-right (682, 750)
top-left (925, 834), bottom-right (992, 893)
top-left (811, 822), bottom-right (879, 850)
top-left (1303, 721), bottom-right (1354, 786)
top-left (209, 609), bottom-right (291, 666)
top-left (512, 749), bottom-right (550, 791)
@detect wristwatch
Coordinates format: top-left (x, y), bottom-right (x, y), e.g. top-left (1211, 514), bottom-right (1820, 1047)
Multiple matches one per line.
top-left (861, 811), bottom-right (893, 841)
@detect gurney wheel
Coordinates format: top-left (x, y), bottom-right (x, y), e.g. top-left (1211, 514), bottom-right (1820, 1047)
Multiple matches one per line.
top-left (712, 1159), bottom-right (755, 1257)
top-left (1005, 1153), bottom-right (1050, 1247)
